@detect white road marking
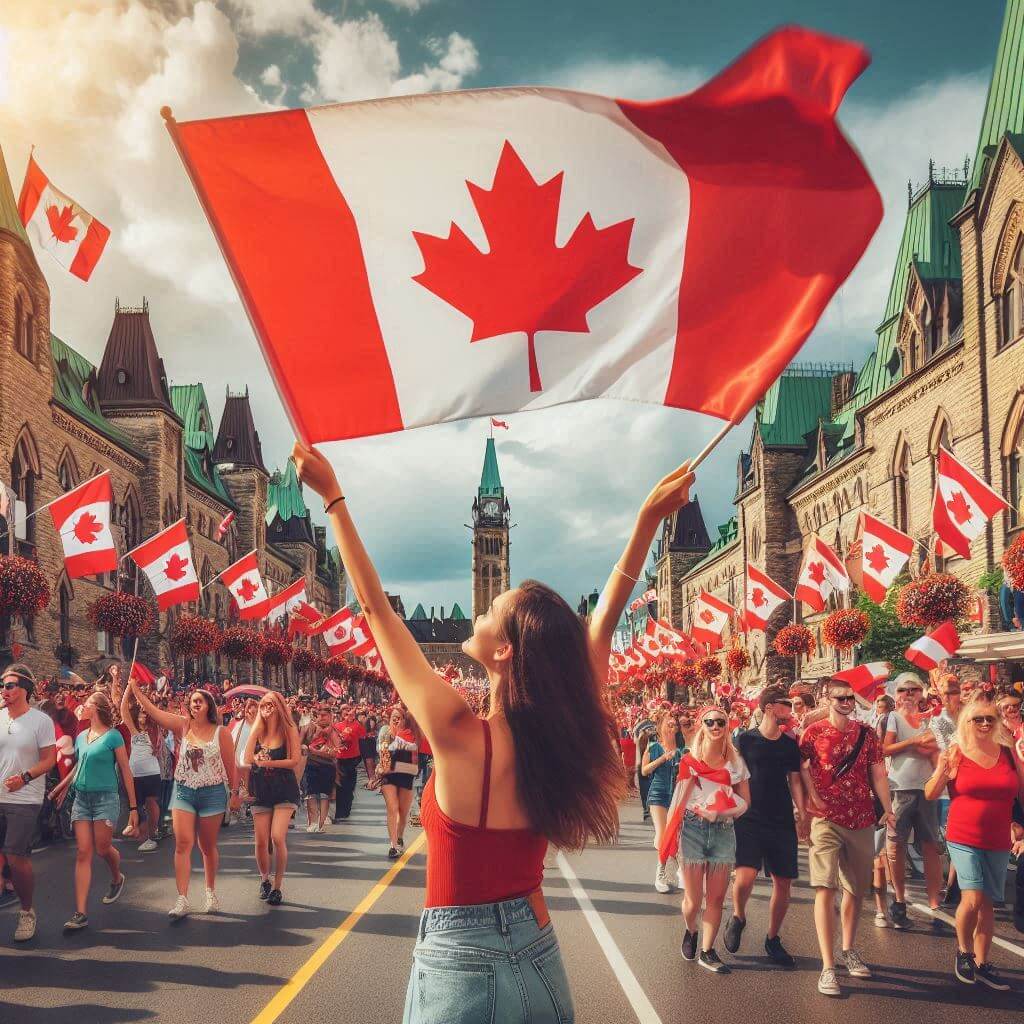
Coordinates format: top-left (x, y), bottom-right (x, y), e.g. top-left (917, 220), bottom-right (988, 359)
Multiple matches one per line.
top-left (556, 851), bottom-right (663, 1024)
top-left (911, 902), bottom-right (1024, 959)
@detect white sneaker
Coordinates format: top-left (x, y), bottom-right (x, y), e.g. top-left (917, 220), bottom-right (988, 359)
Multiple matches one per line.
top-left (654, 862), bottom-right (671, 894)
top-left (306, 822), bottom-right (317, 833)
top-left (13, 908), bottom-right (36, 942)
top-left (665, 855), bottom-right (681, 891)
top-left (168, 895), bottom-right (190, 919)
top-left (317, 822), bottom-right (327, 833)
top-left (203, 889), bottom-right (219, 914)
top-left (818, 967), bottom-right (841, 997)
top-left (138, 839), bottom-right (158, 852)
top-left (874, 911), bottom-right (890, 928)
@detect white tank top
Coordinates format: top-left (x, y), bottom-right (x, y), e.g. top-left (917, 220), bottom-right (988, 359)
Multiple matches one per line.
top-left (129, 731), bottom-right (161, 777)
top-left (174, 727), bottom-right (228, 788)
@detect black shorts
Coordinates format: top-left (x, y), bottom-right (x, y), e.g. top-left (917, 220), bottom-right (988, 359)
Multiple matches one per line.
top-left (734, 817), bottom-right (799, 880)
top-left (133, 774), bottom-right (162, 805)
top-left (381, 772), bottom-right (414, 791)
top-left (304, 760), bottom-right (336, 798)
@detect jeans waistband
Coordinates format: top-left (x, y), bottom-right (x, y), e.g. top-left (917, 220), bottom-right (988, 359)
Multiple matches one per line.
top-left (683, 810), bottom-right (733, 828)
top-left (420, 892), bottom-right (545, 937)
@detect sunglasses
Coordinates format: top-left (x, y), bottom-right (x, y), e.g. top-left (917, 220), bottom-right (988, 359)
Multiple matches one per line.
top-left (832, 695), bottom-right (856, 703)
top-left (970, 715), bottom-right (997, 725)
top-left (897, 688), bottom-right (923, 695)
top-left (773, 700), bottom-right (793, 708)
top-left (703, 718), bottom-right (728, 728)
top-left (2, 681), bottom-right (25, 690)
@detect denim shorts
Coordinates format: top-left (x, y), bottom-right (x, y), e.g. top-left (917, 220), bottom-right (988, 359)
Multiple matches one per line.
top-left (680, 811), bottom-right (736, 868)
top-left (71, 789), bottom-right (121, 826)
top-left (403, 895), bottom-right (573, 1023)
top-left (947, 842), bottom-right (1010, 903)
top-left (169, 782), bottom-right (228, 818)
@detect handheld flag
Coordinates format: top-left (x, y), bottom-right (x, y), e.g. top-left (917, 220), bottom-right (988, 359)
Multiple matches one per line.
top-left (48, 472), bottom-right (117, 579)
top-left (905, 621), bottom-right (961, 672)
top-left (831, 661), bottom-right (890, 702)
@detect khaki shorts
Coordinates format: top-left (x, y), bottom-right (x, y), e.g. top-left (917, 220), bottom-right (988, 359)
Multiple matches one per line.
top-left (808, 817), bottom-right (874, 896)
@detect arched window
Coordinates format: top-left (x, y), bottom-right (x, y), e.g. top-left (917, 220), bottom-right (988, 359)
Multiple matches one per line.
top-left (120, 487), bottom-right (142, 591)
top-left (999, 238), bottom-right (1024, 348)
top-left (13, 288), bottom-right (35, 363)
top-left (56, 448), bottom-right (81, 492)
top-left (929, 410), bottom-right (953, 492)
top-left (1002, 393), bottom-right (1024, 529)
top-left (893, 440), bottom-right (911, 534)
top-left (10, 427), bottom-right (40, 552)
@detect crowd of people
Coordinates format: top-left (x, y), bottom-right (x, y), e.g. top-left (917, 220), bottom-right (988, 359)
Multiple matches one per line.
top-left (622, 671), bottom-right (1024, 995)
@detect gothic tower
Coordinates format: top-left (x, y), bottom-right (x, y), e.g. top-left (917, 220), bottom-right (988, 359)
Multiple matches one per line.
top-left (471, 437), bottom-right (510, 621)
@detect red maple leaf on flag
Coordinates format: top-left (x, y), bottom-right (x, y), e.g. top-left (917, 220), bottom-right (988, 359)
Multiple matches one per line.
top-left (412, 141), bottom-right (642, 393)
top-left (72, 512), bottom-right (103, 545)
top-left (236, 578), bottom-right (259, 603)
top-left (947, 490), bottom-right (973, 525)
top-left (699, 609), bottom-right (715, 625)
top-left (706, 788), bottom-right (737, 813)
top-left (164, 553), bottom-right (190, 582)
top-left (807, 561), bottom-right (826, 585)
top-left (46, 204), bottom-right (79, 243)
top-left (750, 587), bottom-right (767, 609)
top-left (333, 625), bottom-right (348, 641)
top-left (865, 544), bottom-right (890, 574)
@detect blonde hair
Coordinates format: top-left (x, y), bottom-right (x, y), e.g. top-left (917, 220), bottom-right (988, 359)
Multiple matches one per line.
top-left (690, 716), bottom-right (739, 767)
top-left (955, 691), bottom-right (1014, 750)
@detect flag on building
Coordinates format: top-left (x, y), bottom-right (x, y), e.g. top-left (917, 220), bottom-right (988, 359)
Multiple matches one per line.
top-left (321, 607), bottom-right (356, 653)
top-left (795, 534), bottom-right (849, 613)
top-left (168, 27), bottom-right (880, 444)
top-left (288, 600), bottom-right (324, 637)
top-left (744, 565), bottom-right (791, 631)
top-left (265, 578), bottom-right (307, 623)
top-left (490, 417), bottom-right (509, 430)
top-left (216, 511), bottom-right (235, 540)
top-left (905, 621), bottom-right (961, 672)
top-left (17, 155), bottom-right (110, 281)
top-left (365, 650), bottom-right (383, 673)
top-left (349, 614), bottom-right (376, 657)
top-left (220, 551), bottom-right (268, 620)
top-left (860, 513), bottom-right (915, 603)
top-left (932, 448), bottom-right (1008, 560)
top-left (48, 471), bottom-right (117, 579)
top-left (831, 661), bottom-right (890, 701)
top-left (128, 519), bottom-right (199, 610)
top-left (691, 590), bottom-right (732, 650)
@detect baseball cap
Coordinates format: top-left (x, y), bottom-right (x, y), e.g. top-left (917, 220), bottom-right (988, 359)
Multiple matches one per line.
top-left (893, 671), bottom-right (924, 692)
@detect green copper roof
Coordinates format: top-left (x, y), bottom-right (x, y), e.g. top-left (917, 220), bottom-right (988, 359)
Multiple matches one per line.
top-left (972, 0), bottom-right (1024, 190)
top-left (479, 438), bottom-right (503, 498)
top-left (684, 517), bottom-right (739, 577)
top-left (0, 145), bottom-right (28, 246)
top-left (266, 460), bottom-right (309, 525)
top-left (449, 602), bottom-right (468, 621)
top-left (758, 370), bottom-right (834, 447)
top-left (410, 603), bottom-right (427, 620)
top-left (170, 384), bottom-right (235, 508)
top-left (49, 335), bottom-right (141, 456)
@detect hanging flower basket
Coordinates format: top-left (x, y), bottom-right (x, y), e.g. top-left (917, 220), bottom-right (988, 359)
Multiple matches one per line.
top-left (896, 573), bottom-right (970, 628)
top-left (0, 555), bottom-right (50, 619)
top-left (220, 626), bottom-right (265, 661)
top-left (292, 648), bottom-right (317, 674)
top-left (696, 655), bottom-right (722, 681)
top-left (725, 647), bottom-right (750, 676)
top-left (822, 608), bottom-right (870, 651)
top-left (88, 591), bottom-right (153, 638)
top-left (677, 663), bottom-right (700, 689)
top-left (262, 636), bottom-right (294, 666)
top-left (326, 656), bottom-right (351, 680)
top-left (170, 614), bottom-right (222, 658)
top-left (774, 624), bottom-right (816, 658)
top-left (1003, 534), bottom-right (1024, 590)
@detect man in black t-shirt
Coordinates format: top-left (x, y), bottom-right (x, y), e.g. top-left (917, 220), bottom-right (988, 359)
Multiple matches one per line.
top-left (723, 685), bottom-right (808, 967)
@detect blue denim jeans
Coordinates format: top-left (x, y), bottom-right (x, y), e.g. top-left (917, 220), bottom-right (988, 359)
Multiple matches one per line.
top-left (403, 896), bottom-right (573, 1023)
top-left (680, 810), bottom-right (736, 868)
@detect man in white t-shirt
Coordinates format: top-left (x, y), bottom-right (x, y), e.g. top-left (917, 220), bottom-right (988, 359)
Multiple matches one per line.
top-left (0, 664), bottom-right (56, 942)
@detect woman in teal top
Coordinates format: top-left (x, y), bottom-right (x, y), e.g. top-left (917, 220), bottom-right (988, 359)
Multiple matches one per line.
top-left (641, 710), bottom-right (683, 893)
top-left (52, 692), bottom-right (138, 933)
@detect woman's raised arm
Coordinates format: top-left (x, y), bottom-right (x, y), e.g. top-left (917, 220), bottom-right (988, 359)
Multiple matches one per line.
top-left (588, 459), bottom-right (694, 668)
top-left (128, 680), bottom-right (187, 735)
top-left (293, 444), bottom-right (474, 744)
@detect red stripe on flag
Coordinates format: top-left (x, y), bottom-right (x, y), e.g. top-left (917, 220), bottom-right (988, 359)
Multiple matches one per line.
top-left (64, 549), bottom-right (118, 578)
top-left (169, 109), bottom-right (403, 443)
top-left (155, 581), bottom-right (200, 612)
top-left (863, 513), bottom-right (915, 554)
top-left (16, 155), bottom-right (47, 226)
top-left (619, 28), bottom-right (881, 423)
top-left (69, 217), bottom-right (110, 281)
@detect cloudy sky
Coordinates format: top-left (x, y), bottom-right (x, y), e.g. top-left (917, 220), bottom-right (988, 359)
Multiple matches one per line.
top-left (0, 0), bottom-right (1004, 614)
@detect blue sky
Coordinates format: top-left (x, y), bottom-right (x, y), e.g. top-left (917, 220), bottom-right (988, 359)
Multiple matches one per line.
top-left (0, 1), bottom-right (1008, 614)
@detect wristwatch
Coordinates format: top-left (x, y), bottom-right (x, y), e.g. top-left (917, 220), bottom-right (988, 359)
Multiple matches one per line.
top-left (20, 771), bottom-right (32, 785)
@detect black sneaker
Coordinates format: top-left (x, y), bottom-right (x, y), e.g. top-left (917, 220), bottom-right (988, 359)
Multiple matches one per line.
top-left (929, 915), bottom-right (947, 935)
top-left (723, 915), bottom-right (745, 954)
top-left (954, 950), bottom-right (977, 985)
top-left (764, 934), bottom-right (795, 967)
top-left (698, 949), bottom-right (730, 974)
top-left (680, 929), bottom-right (698, 962)
top-left (890, 899), bottom-right (911, 930)
top-left (102, 873), bottom-right (126, 905)
top-left (975, 962), bottom-right (1011, 991)
top-left (63, 912), bottom-right (89, 933)
top-left (267, 889), bottom-right (283, 906)
top-left (387, 846), bottom-right (399, 860)
top-left (258, 880), bottom-right (272, 901)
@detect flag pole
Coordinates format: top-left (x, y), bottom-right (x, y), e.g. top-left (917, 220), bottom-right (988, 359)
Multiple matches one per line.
top-left (689, 420), bottom-right (737, 474)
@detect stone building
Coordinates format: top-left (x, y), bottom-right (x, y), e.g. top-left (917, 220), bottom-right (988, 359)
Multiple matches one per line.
top-left (0, 146), bottom-right (345, 682)
top-left (656, 0), bottom-right (1024, 686)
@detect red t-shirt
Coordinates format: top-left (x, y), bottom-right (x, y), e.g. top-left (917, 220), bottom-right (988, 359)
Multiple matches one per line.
top-left (946, 748), bottom-right (1019, 850)
top-left (799, 719), bottom-right (883, 830)
top-left (334, 721), bottom-right (366, 759)
top-left (619, 735), bottom-right (637, 768)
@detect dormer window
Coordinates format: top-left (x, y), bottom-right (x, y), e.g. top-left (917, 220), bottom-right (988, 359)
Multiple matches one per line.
top-left (116, 369), bottom-right (128, 386)
top-left (226, 438), bottom-right (235, 451)
top-left (998, 238), bottom-right (1024, 349)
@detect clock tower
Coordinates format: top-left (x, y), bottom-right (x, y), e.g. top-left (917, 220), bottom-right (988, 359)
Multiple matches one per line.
top-left (472, 437), bottom-right (510, 621)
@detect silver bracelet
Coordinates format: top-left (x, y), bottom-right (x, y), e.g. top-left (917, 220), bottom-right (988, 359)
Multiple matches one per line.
top-left (613, 565), bottom-right (641, 584)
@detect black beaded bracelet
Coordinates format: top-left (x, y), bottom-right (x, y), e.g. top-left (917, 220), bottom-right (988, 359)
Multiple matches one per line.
top-left (324, 495), bottom-right (345, 514)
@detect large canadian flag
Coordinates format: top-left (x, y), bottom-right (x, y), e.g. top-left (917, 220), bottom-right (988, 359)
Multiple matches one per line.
top-left (691, 591), bottom-right (732, 649)
top-left (321, 607), bottom-right (356, 653)
top-left (128, 519), bottom-right (199, 610)
top-left (48, 472), bottom-right (118, 579)
top-left (18, 156), bottom-right (110, 281)
top-left (832, 662), bottom-right (890, 702)
top-left (932, 448), bottom-right (1008, 560)
top-left (168, 28), bottom-right (880, 443)
top-left (905, 621), bottom-right (961, 672)
top-left (266, 578), bottom-right (307, 623)
top-left (860, 513), bottom-right (915, 603)
top-left (744, 566), bottom-right (791, 631)
top-left (220, 550), bottom-right (268, 620)
top-left (795, 534), bottom-right (850, 613)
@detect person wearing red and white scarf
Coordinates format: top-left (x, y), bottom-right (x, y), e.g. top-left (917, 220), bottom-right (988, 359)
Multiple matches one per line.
top-left (659, 704), bottom-right (750, 974)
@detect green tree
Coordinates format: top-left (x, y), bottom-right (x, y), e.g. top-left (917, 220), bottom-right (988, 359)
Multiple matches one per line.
top-left (855, 581), bottom-right (919, 676)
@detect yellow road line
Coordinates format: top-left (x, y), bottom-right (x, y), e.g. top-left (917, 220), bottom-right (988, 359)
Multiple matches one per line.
top-left (251, 831), bottom-right (427, 1024)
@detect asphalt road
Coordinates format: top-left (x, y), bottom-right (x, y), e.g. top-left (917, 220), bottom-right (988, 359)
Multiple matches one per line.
top-left (4, 783), bottom-right (1024, 1024)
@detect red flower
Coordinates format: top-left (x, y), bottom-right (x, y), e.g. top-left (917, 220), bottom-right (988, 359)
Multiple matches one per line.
top-left (726, 647), bottom-right (750, 675)
top-left (696, 655), bottom-right (722, 680)
top-left (293, 648), bottom-right (317, 674)
top-left (774, 624), bottom-right (815, 657)
top-left (1004, 534), bottom-right (1024, 590)
top-left (822, 608), bottom-right (869, 651)
top-left (220, 627), bottom-right (265, 661)
top-left (261, 636), bottom-right (294, 666)
top-left (0, 555), bottom-right (50, 619)
top-left (896, 573), bottom-right (970, 628)
top-left (170, 614), bottom-right (222, 657)
top-left (88, 592), bottom-right (153, 638)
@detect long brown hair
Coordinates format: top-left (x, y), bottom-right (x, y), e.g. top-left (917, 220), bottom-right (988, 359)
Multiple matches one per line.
top-left (497, 580), bottom-right (625, 850)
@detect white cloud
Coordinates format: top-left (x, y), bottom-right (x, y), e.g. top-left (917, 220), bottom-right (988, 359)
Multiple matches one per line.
top-left (223, 0), bottom-right (320, 38)
top-left (544, 56), bottom-right (704, 99)
top-left (260, 63), bottom-right (282, 87)
top-left (393, 32), bottom-right (479, 95)
top-left (380, 0), bottom-right (431, 11)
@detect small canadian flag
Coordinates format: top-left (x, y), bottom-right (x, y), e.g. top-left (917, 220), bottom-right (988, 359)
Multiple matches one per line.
top-left (18, 155), bottom-right (110, 281)
top-left (905, 621), bottom-right (961, 672)
top-left (288, 600), bottom-right (324, 636)
top-left (220, 550), bottom-right (268, 620)
top-left (216, 511), bottom-right (235, 540)
top-left (321, 607), bottom-right (356, 653)
top-left (932, 448), bottom-right (1008, 561)
top-left (691, 590), bottom-right (732, 650)
top-left (349, 614), bottom-right (376, 657)
top-left (266, 578), bottom-right (307, 623)
top-left (744, 566), bottom-right (791, 631)
top-left (128, 519), bottom-right (199, 610)
top-left (831, 661), bottom-right (890, 701)
top-left (48, 472), bottom-right (117, 579)
top-left (860, 513), bottom-right (915, 603)
top-left (365, 650), bottom-right (383, 673)
top-left (795, 534), bottom-right (849, 613)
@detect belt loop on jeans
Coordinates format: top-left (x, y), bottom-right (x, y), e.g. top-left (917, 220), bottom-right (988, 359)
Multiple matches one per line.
top-left (496, 900), bottom-right (511, 936)
top-left (528, 889), bottom-right (550, 930)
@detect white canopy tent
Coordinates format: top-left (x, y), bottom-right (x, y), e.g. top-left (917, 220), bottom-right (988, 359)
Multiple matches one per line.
top-left (955, 631), bottom-right (1024, 662)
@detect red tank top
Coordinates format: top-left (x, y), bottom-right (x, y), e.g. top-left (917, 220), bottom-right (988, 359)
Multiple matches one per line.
top-left (421, 718), bottom-right (548, 908)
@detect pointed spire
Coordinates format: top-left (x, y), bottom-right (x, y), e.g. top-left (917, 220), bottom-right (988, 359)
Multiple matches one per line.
top-left (95, 300), bottom-right (175, 414)
top-left (479, 437), bottom-right (503, 499)
top-left (971, 0), bottom-right (1024, 191)
top-left (213, 390), bottom-right (267, 472)
top-left (0, 144), bottom-right (29, 247)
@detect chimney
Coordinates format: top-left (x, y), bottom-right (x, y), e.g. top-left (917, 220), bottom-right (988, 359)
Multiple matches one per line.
top-left (430, 605), bottom-right (435, 619)
top-left (830, 371), bottom-right (856, 418)
top-left (440, 605), bottom-right (445, 620)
